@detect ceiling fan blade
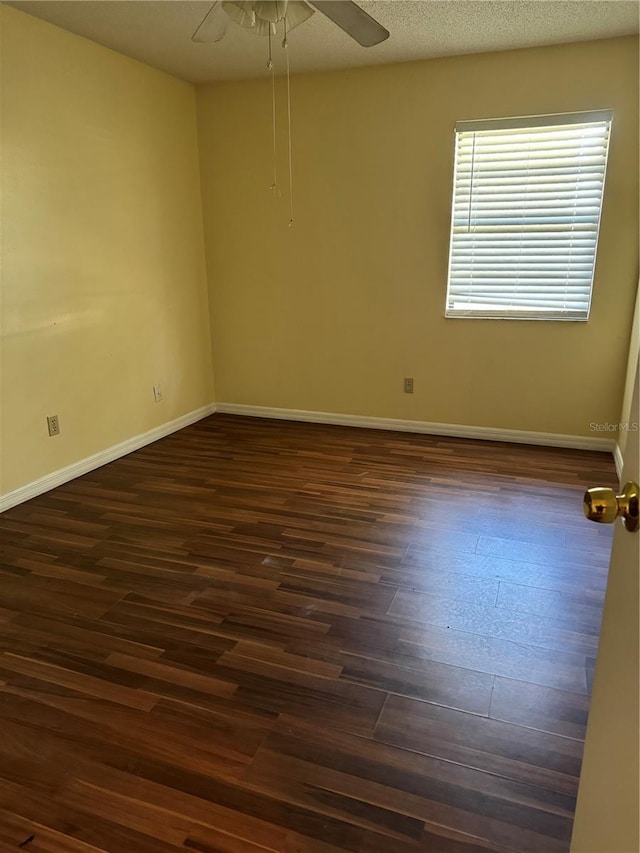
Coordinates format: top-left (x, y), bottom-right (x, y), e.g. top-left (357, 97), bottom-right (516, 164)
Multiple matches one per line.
top-left (191, 2), bottom-right (229, 43)
top-left (308, 1), bottom-right (389, 47)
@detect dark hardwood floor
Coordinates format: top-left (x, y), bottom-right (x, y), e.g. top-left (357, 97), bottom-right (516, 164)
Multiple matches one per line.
top-left (0, 414), bottom-right (617, 852)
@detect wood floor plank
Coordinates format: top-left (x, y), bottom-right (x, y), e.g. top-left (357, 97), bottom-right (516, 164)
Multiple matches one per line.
top-left (388, 589), bottom-right (599, 656)
top-left (396, 623), bottom-right (590, 693)
top-left (398, 549), bottom-right (610, 592)
top-left (374, 694), bottom-right (582, 795)
top-left (248, 716), bottom-right (575, 853)
top-left (496, 581), bottom-right (604, 629)
top-left (0, 777), bottom-right (183, 853)
top-left (489, 677), bottom-right (591, 740)
top-left (0, 808), bottom-right (111, 852)
top-left (0, 414), bottom-right (616, 851)
top-left (475, 535), bottom-right (610, 571)
top-left (337, 649), bottom-right (495, 714)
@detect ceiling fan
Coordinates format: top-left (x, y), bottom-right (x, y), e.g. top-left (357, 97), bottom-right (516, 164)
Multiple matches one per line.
top-left (192, 1), bottom-right (389, 227)
top-left (191, 0), bottom-right (390, 48)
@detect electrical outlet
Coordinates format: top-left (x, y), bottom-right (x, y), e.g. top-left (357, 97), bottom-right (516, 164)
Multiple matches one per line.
top-left (153, 384), bottom-right (162, 402)
top-left (47, 415), bottom-right (60, 436)
top-left (404, 377), bottom-right (414, 394)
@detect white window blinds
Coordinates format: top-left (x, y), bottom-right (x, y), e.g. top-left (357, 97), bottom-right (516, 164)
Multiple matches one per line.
top-left (445, 111), bottom-right (612, 320)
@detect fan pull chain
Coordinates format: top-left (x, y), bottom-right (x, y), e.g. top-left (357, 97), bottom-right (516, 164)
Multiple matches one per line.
top-left (283, 20), bottom-right (294, 226)
top-left (267, 29), bottom-right (280, 198)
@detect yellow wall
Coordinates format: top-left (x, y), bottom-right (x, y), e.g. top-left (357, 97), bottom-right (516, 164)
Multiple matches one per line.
top-left (1, 13), bottom-right (637, 503)
top-left (197, 36), bottom-right (639, 436)
top-left (0, 6), bottom-right (214, 495)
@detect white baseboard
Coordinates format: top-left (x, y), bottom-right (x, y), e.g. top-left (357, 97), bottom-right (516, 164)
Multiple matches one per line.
top-left (215, 402), bottom-right (616, 453)
top-left (2, 401), bottom-right (616, 513)
top-left (0, 403), bottom-right (217, 513)
top-left (613, 443), bottom-right (624, 481)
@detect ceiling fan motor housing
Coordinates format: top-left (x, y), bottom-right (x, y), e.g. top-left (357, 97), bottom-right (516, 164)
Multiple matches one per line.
top-left (222, 1), bottom-right (314, 35)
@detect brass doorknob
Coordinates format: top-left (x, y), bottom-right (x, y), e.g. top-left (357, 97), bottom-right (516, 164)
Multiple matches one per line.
top-left (583, 481), bottom-right (639, 532)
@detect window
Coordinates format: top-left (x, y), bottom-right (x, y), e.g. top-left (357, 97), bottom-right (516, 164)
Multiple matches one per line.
top-left (445, 110), bottom-right (612, 320)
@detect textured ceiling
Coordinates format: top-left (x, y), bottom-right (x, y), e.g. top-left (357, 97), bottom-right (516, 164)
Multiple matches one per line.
top-left (7, 0), bottom-right (640, 83)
